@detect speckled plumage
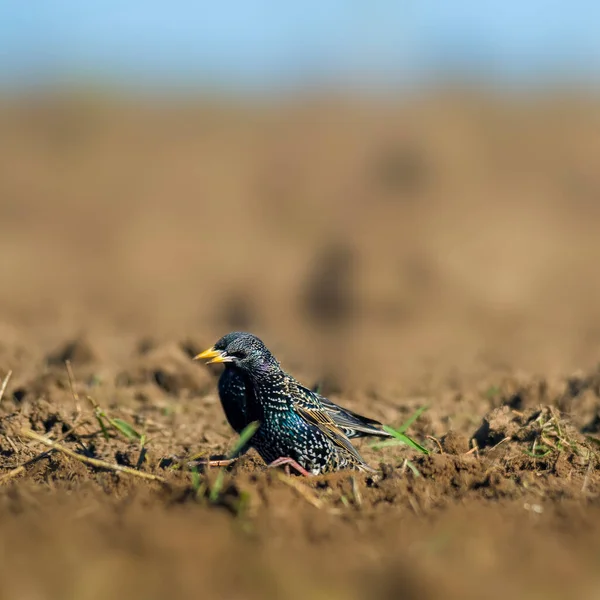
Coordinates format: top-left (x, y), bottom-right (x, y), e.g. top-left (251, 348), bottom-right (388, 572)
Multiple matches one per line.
top-left (196, 332), bottom-right (391, 475)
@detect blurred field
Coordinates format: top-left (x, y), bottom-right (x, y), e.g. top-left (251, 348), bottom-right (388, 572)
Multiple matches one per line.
top-left (1, 90), bottom-right (600, 598)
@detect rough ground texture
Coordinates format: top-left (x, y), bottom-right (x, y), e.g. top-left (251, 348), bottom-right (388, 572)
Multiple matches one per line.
top-left (1, 92), bottom-right (600, 599)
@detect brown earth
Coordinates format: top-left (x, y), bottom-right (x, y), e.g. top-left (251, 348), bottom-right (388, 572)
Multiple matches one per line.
top-left (1, 89), bottom-right (600, 598)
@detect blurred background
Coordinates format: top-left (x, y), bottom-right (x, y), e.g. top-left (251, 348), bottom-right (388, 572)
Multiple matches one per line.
top-left (1, 1), bottom-right (600, 388)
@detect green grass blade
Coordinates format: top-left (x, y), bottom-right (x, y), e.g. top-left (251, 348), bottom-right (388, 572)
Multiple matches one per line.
top-left (369, 406), bottom-right (430, 454)
top-left (209, 469), bottom-right (226, 503)
top-left (395, 406), bottom-right (429, 434)
top-left (523, 445), bottom-right (552, 458)
top-left (233, 490), bottom-right (252, 516)
top-left (110, 418), bottom-right (142, 441)
top-left (404, 459), bottom-right (422, 477)
top-left (370, 438), bottom-right (414, 450)
top-left (372, 431), bottom-right (430, 454)
top-left (190, 466), bottom-right (201, 491)
top-left (94, 412), bottom-right (110, 441)
top-left (228, 421), bottom-right (260, 459)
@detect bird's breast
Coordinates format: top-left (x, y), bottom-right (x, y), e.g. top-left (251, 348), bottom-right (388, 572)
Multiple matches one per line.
top-left (217, 368), bottom-right (250, 434)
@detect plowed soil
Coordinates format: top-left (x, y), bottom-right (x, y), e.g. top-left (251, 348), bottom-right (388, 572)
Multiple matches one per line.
top-left (1, 91), bottom-right (600, 599)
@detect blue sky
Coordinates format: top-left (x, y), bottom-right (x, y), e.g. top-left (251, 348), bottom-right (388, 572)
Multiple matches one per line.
top-left (1, 1), bottom-right (599, 93)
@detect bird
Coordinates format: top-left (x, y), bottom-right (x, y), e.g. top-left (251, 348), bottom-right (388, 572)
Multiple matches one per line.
top-left (194, 331), bottom-right (392, 476)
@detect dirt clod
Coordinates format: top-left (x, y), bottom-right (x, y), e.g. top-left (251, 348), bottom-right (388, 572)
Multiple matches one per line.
top-left (441, 430), bottom-right (470, 454)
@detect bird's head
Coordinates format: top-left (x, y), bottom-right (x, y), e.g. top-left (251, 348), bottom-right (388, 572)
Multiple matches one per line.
top-left (194, 332), bottom-right (280, 375)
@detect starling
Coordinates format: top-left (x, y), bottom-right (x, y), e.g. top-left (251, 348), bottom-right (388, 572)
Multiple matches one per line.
top-left (194, 332), bottom-right (391, 476)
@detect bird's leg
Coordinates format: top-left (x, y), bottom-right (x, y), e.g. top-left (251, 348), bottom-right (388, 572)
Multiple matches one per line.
top-left (267, 457), bottom-right (311, 477)
top-left (205, 458), bottom-right (238, 468)
top-left (188, 457), bottom-right (238, 469)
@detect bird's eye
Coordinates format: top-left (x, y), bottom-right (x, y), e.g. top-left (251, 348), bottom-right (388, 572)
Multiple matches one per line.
top-left (228, 351), bottom-right (245, 359)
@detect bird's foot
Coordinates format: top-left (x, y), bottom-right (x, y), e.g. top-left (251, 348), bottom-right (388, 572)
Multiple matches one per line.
top-left (267, 457), bottom-right (311, 477)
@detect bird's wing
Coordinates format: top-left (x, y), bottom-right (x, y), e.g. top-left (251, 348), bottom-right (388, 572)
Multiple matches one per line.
top-left (286, 379), bottom-right (369, 466)
top-left (300, 384), bottom-right (392, 439)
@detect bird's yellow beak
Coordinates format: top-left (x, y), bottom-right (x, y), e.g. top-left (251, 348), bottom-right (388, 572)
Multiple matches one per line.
top-left (193, 347), bottom-right (230, 364)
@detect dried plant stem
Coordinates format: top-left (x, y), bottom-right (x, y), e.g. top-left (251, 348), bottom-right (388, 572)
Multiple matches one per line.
top-left (64, 360), bottom-right (82, 411)
top-left (427, 435), bottom-right (444, 454)
top-left (0, 370), bottom-right (12, 403)
top-left (19, 429), bottom-right (167, 484)
top-left (276, 472), bottom-right (323, 509)
top-left (0, 419), bottom-right (88, 485)
top-left (0, 465), bottom-right (25, 484)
